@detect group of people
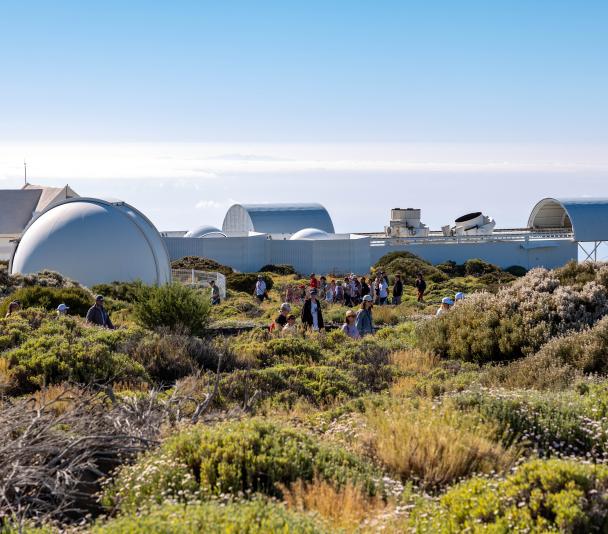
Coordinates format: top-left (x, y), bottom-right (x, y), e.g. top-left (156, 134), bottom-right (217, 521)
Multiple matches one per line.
top-left (271, 288), bottom-right (376, 338)
top-left (435, 292), bottom-right (465, 317)
top-left (4, 294), bottom-right (115, 329)
top-left (285, 271), bottom-right (422, 307)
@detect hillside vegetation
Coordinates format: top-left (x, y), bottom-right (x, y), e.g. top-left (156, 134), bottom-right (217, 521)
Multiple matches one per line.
top-left (3, 258), bottom-right (608, 532)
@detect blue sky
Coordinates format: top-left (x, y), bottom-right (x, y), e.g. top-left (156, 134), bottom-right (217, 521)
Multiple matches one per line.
top-left (1, 1), bottom-right (606, 142)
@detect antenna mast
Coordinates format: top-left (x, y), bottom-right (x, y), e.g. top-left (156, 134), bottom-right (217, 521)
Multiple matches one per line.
top-left (24, 160), bottom-right (27, 185)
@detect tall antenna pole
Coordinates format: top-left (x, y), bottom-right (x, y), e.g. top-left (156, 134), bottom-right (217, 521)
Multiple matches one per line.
top-left (24, 160), bottom-right (27, 185)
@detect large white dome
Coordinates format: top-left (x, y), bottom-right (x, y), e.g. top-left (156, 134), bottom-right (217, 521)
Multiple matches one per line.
top-left (184, 225), bottom-right (227, 238)
top-left (289, 228), bottom-right (331, 240)
top-left (10, 198), bottom-right (172, 287)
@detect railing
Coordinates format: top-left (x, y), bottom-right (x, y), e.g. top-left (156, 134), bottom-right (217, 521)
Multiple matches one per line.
top-left (171, 269), bottom-right (226, 299)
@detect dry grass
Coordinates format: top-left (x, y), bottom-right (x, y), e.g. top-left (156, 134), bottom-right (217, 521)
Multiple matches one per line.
top-left (0, 357), bottom-right (12, 391)
top-left (390, 348), bottom-right (441, 373)
top-left (32, 384), bottom-right (82, 414)
top-left (365, 398), bottom-right (517, 488)
top-left (282, 477), bottom-right (388, 532)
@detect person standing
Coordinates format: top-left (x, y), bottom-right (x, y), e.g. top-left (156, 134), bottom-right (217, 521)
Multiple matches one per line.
top-left (378, 276), bottom-right (389, 305)
top-left (325, 280), bottom-right (335, 304)
top-left (355, 295), bottom-right (374, 336)
top-left (309, 273), bottom-right (319, 289)
top-left (341, 309), bottom-right (361, 339)
top-left (209, 280), bottom-right (221, 305)
top-left (86, 295), bottom-right (114, 329)
top-left (360, 277), bottom-right (370, 298)
top-left (414, 272), bottom-right (427, 302)
top-left (254, 275), bottom-right (267, 302)
top-left (301, 288), bottom-right (324, 331)
top-left (392, 274), bottom-right (403, 305)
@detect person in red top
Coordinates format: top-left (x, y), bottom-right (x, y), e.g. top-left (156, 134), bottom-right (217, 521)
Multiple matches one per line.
top-left (309, 273), bottom-right (319, 289)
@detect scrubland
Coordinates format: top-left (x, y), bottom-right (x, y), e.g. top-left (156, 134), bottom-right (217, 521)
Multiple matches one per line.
top-left (3, 256), bottom-right (608, 533)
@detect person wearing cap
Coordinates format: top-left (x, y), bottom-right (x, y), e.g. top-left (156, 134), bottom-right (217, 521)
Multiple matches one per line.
top-left (455, 292), bottom-right (465, 302)
top-left (274, 302), bottom-right (291, 330)
top-left (341, 309), bottom-right (361, 339)
top-left (86, 295), bottom-right (114, 329)
top-left (209, 280), bottom-right (221, 305)
top-left (355, 294), bottom-right (374, 336)
top-left (5, 300), bottom-right (21, 318)
top-left (301, 288), bottom-right (324, 331)
top-left (56, 303), bottom-right (69, 316)
top-left (254, 275), bottom-right (267, 302)
top-left (436, 297), bottom-right (454, 317)
top-left (415, 272), bottom-right (427, 302)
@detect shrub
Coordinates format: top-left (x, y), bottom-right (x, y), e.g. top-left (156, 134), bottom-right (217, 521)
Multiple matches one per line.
top-left (220, 364), bottom-right (362, 407)
top-left (227, 273), bottom-right (274, 294)
top-left (374, 252), bottom-right (447, 284)
top-left (0, 286), bottom-right (94, 316)
top-left (259, 264), bottom-right (297, 275)
top-left (171, 256), bottom-right (234, 276)
top-left (463, 258), bottom-right (500, 277)
top-left (365, 398), bottom-right (515, 488)
top-left (104, 418), bottom-right (380, 512)
top-left (3, 318), bottom-right (147, 393)
top-left (417, 268), bottom-right (608, 363)
top-left (132, 282), bottom-right (211, 336)
top-left (505, 265), bottom-right (527, 277)
top-left (409, 459), bottom-right (608, 532)
top-left (91, 281), bottom-right (144, 304)
top-left (93, 499), bottom-right (330, 534)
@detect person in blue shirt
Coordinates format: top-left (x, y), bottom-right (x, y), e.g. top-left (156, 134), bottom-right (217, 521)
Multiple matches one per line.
top-left (355, 294), bottom-right (374, 336)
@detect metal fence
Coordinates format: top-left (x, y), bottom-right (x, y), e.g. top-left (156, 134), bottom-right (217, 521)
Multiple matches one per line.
top-left (171, 269), bottom-right (226, 299)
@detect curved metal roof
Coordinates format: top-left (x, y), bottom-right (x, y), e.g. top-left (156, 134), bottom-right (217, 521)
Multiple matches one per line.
top-left (10, 197), bottom-right (172, 286)
top-left (289, 228), bottom-right (331, 240)
top-left (528, 197), bottom-right (608, 242)
top-left (184, 225), bottom-right (227, 238)
top-left (222, 203), bottom-right (334, 234)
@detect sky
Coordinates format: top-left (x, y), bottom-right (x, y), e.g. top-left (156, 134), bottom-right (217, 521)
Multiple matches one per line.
top-left (0, 1), bottom-right (607, 240)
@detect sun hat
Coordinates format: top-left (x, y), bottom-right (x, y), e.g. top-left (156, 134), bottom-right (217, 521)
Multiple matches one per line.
top-left (455, 292), bottom-right (465, 301)
top-left (362, 295), bottom-right (373, 302)
top-left (441, 297), bottom-right (454, 305)
top-left (57, 303), bottom-right (69, 312)
top-left (280, 302), bottom-right (291, 312)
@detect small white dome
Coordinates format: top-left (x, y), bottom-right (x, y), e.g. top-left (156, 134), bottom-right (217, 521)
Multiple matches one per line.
top-left (290, 228), bottom-right (331, 240)
top-left (184, 225), bottom-right (227, 238)
top-left (10, 198), bottom-right (171, 287)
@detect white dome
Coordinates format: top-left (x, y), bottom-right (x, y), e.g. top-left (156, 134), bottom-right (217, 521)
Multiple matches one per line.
top-left (10, 198), bottom-right (172, 287)
top-left (289, 228), bottom-right (331, 240)
top-left (184, 225), bottom-right (227, 238)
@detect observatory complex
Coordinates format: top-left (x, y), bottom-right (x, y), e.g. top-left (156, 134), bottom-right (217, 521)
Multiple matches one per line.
top-left (2, 182), bottom-right (607, 287)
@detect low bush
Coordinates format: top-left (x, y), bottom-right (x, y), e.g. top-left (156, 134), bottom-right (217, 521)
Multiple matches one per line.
top-left (94, 499), bottom-right (329, 534)
top-left (259, 264), bottom-right (297, 275)
top-left (0, 285), bottom-right (94, 316)
top-left (505, 264), bottom-right (528, 277)
top-left (462, 258), bottom-right (500, 277)
top-left (171, 256), bottom-right (234, 276)
top-left (104, 418), bottom-right (381, 513)
top-left (409, 458), bottom-right (608, 532)
top-left (374, 252), bottom-right (448, 284)
top-left (417, 268), bottom-right (608, 363)
top-left (91, 281), bottom-right (144, 304)
top-left (132, 282), bottom-right (211, 336)
top-left (365, 398), bottom-right (515, 488)
top-left (227, 273), bottom-right (274, 294)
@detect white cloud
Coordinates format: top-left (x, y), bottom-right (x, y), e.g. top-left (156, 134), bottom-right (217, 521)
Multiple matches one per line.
top-left (195, 199), bottom-right (224, 209)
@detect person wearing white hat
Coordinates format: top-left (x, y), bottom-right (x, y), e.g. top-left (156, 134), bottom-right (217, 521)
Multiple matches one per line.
top-left (56, 303), bottom-right (69, 316)
top-left (355, 294), bottom-right (374, 336)
top-left (254, 275), bottom-right (267, 302)
top-left (436, 297), bottom-right (454, 317)
top-left (274, 302), bottom-right (291, 330)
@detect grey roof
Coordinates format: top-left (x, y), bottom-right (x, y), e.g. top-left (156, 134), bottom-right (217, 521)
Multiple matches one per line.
top-left (222, 203), bottom-right (335, 234)
top-left (528, 197), bottom-right (608, 242)
top-left (0, 189), bottom-right (42, 234)
top-left (23, 183), bottom-right (78, 212)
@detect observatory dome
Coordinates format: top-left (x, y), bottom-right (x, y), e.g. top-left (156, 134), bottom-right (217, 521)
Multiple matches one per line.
top-left (10, 198), bottom-right (171, 287)
top-left (184, 225), bottom-right (227, 238)
top-left (289, 228), bottom-right (331, 240)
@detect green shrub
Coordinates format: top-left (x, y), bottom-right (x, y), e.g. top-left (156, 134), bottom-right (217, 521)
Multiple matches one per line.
top-left (93, 499), bottom-right (329, 534)
top-left (104, 418), bottom-right (380, 513)
top-left (227, 273), bottom-right (274, 294)
top-left (91, 280), bottom-right (144, 304)
top-left (259, 264), bottom-right (297, 275)
top-left (3, 317), bottom-right (146, 393)
top-left (171, 256), bottom-right (234, 276)
top-left (374, 252), bottom-right (447, 284)
top-left (220, 364), bottom-right (362, 407)
top-left (132, 282), bottom-right (211, 336)
top-left (463, 258), bottom-right (500, 277)
top-left (409, 459), bottom-right (608, 532)
top-left (505, 265), bottom-right (527, 277)
top-left (0, 286), bottom-right (94, 316)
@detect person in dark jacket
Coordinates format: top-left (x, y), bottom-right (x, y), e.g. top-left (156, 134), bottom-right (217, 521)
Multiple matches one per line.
top-left (414, 272), bottom-right (427, 302)
top-left (392, 274), bottom-right (403, 305)
top-left (301, 289), bottom-right (324, 331)
top-left (86, 295), bottom-right (114, 329)
top-left (355, 294), bottom-right (374, 336)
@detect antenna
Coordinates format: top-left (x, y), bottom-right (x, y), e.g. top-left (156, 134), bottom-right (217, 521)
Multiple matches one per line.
top-left (24, 160), bottom-right (27, 185)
